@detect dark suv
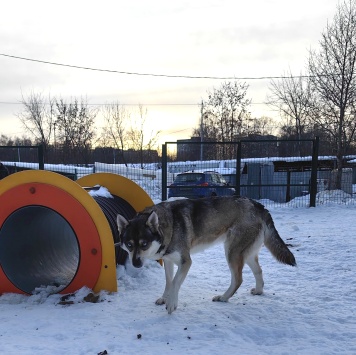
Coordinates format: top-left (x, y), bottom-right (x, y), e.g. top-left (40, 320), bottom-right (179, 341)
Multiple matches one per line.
top-left (168, 171), bottom-right (235, 199)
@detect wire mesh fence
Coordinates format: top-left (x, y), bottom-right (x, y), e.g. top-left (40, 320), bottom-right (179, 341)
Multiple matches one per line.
top-left (1, 142), bottom-right (355, 207)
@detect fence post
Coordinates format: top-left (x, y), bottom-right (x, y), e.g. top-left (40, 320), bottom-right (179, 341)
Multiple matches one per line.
top-left (38, 144), bottom-right (45, 170)
top-left (161, 143), bottom-right (168, 201)
top-left (286, 170), bottom-right (291, 202)
top-left (235, 141), bottom-right (241, 196)
top-left (310, 136), bottom-right (319, 207)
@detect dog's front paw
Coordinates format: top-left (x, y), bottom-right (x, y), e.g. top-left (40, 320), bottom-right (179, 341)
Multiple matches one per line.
top-left (212, 295), bottom-right (228, 302)
top-left (155, 297), bottom-right (166, 306)
top-left (250, 288), bottom-right (263, 295)
top-left (165, 295), bottom-right (178, 314)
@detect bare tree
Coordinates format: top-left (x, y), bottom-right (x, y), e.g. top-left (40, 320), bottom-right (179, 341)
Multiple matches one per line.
top-left (127, 105), bottom-right (160, 168)
top-left (245, 116), bottom-right (276, 137)
top-left (193, 81), bottom-right (251, 159)
top-left (308, 0), bottom-right (356, 188)
top-left (55, 97), bottom-right (97, 164)
top-left (0, 134), bottom-right (14, 146)
top-left (200, 81), bottom-right (251, 142)
top-left (16, 91), bottom-right (55, 151)
top-left (267, 70), bottom-right (313, 155)
top-left (100, 101), bottom-right (129, 166)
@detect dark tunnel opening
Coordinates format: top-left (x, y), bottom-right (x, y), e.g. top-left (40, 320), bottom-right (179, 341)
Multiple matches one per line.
top-left (91, 194), bottom-right (136, 265)
top-left (0, 206), bottom-right (79, 294)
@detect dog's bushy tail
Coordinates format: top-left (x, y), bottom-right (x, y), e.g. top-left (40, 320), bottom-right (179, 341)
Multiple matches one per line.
top-left (263, 209), bottom-right (297, 266)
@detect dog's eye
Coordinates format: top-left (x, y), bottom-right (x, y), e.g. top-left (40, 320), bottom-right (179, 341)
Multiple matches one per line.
top-left (126, 241), bottom-right (133, 250)
top-left (140, 241), bottom-right (149, 250)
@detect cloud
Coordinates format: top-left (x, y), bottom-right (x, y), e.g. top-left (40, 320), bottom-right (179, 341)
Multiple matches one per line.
top-left (0, 0), bottom-right (339, 140)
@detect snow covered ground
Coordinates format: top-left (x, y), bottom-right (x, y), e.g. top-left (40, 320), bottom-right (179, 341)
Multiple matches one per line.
top-left (0, 201), bottom-right (355, 354)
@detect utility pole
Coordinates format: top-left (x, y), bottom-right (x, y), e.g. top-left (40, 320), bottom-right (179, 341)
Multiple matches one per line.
top-left (53, 121), bottom-right (56, 149)
top-left (200, 100), bottom-right (204, 161)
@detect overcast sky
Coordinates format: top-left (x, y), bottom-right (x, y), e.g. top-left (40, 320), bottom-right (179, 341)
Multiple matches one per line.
top-left (0, 0), bottom-right (339, 145)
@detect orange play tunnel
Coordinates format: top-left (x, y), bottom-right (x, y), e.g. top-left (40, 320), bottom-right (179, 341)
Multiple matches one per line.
top-left (0, 170), bottom-right (153, 295)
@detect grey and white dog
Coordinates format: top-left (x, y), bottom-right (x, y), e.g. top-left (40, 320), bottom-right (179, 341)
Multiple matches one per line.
top-left (116, 196), bottom-right (296, 314)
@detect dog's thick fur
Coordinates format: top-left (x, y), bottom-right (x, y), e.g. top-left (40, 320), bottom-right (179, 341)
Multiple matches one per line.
top-left (117, 196), bottom-right (296, 314)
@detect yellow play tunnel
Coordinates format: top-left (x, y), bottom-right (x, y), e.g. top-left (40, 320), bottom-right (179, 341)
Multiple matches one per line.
top-left (0, 170), bottom-right (153, 295)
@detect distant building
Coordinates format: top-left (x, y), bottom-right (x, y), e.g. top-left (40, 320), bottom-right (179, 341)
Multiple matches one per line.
top-left (176, 137), bottom-right (201, 161)
top-left (176, 135), bottom-right (279, 161)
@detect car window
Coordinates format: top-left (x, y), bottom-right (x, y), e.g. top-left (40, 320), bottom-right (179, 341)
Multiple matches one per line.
top-left (174, 173), bottom-right (204, 183)
top-left (220, 175), bottom-right (227, 184)
top-left (211, 174), bottom-right (220, 183)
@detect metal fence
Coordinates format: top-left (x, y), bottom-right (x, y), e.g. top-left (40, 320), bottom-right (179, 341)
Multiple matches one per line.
top-left (1, 141), bottom-right (355, 207)
top-left (162, 139), bottom-right (319, 207)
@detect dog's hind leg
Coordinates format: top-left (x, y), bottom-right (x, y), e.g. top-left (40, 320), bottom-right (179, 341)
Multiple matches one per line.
top-left (212, 247), bottom-right (244, 302)
top-left (156, 259), bottom-right (174, 306)
top-left (246, 255), bottom-right (264, 295)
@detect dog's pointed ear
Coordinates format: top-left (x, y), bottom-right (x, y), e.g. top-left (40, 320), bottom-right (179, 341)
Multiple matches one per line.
top-left (117, 214), bottom-right (129, 235)
top-left (146, 211), bottom-right (159, 232)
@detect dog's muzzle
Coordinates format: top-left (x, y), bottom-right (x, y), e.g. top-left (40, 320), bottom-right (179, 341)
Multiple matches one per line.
top-left (132, 255), bottom-right (143, 268)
